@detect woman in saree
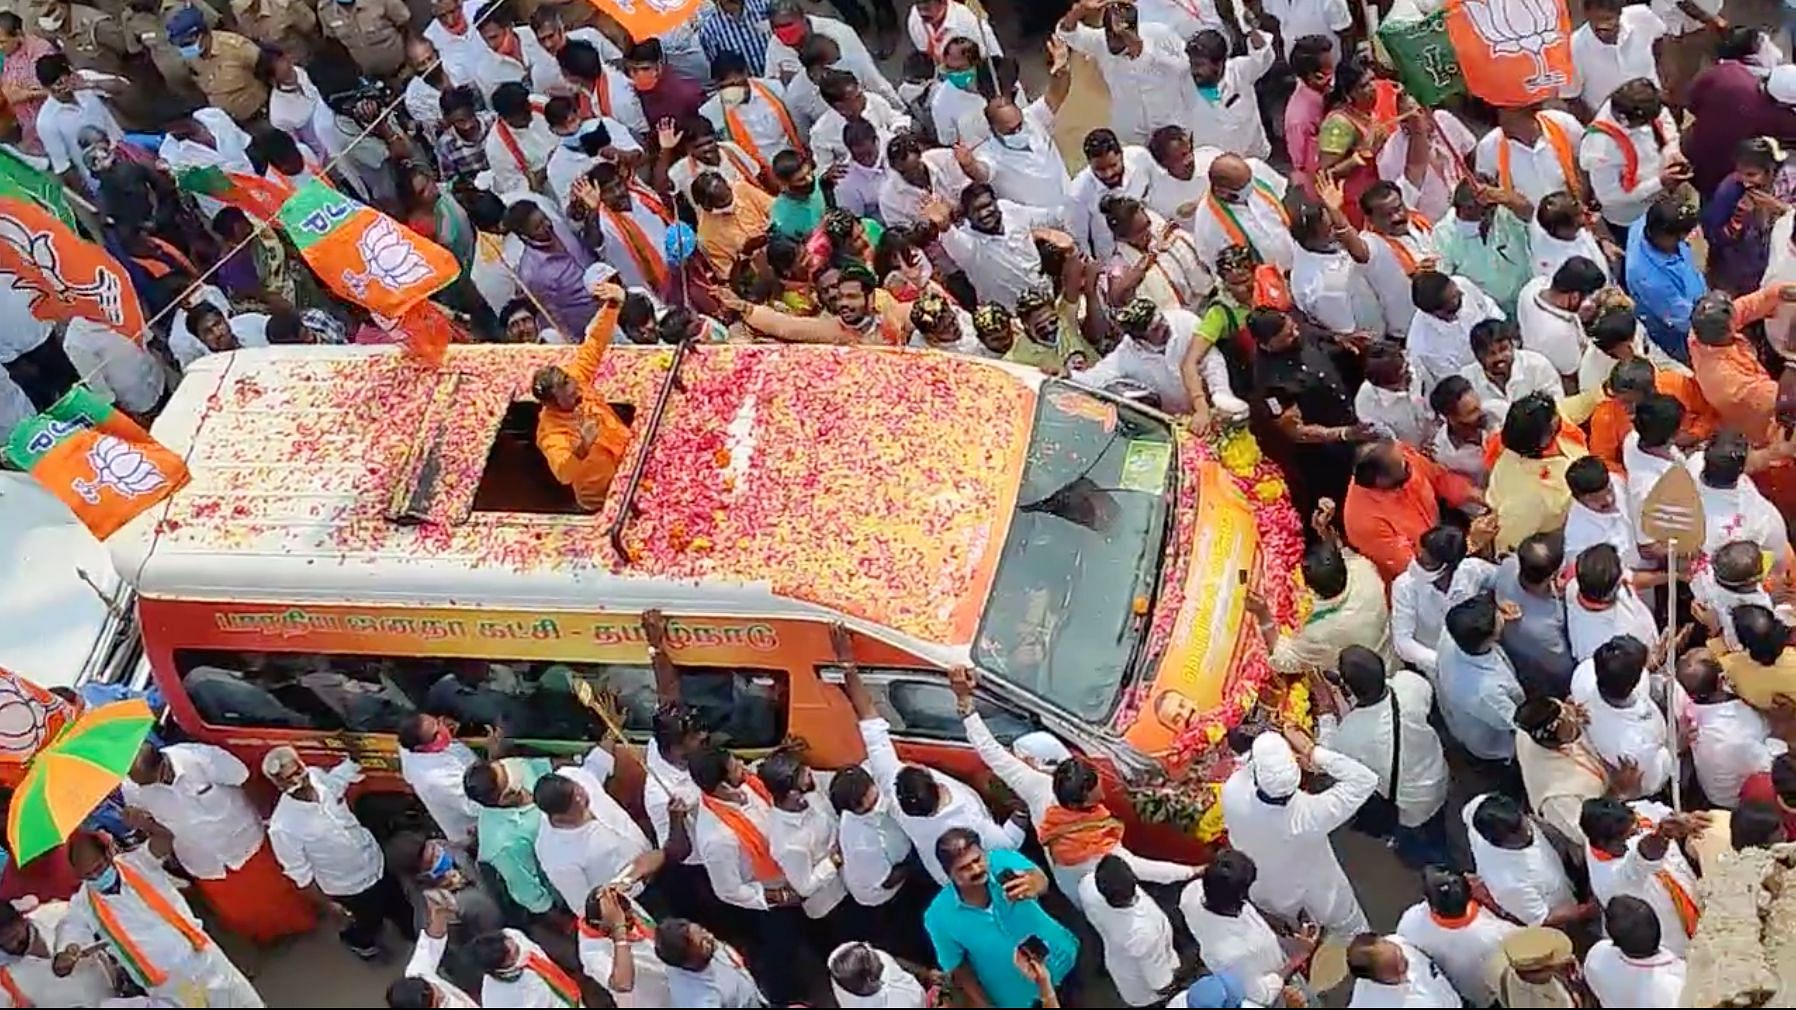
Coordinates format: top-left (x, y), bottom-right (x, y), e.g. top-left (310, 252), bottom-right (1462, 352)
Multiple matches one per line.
top-left (1315, 57), bottom-right (1395, 229)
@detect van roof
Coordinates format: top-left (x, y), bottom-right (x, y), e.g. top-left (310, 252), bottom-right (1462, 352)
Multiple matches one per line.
top-left (0, 472), bottom-right (127, 685)
top-left (111, 343), bottom-right (1040, 651)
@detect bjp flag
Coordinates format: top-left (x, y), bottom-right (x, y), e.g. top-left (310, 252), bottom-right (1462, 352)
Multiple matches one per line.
top-left (3, 386), bottom-right (189, 540)
top-left (0, 667), bottom-right (79, 790)
top-left (276, 181), bottom-right (459, 320)
top-left (176, 165), bottom-right (293, 223)
top-left (583, 0), bottom-right (701, 39)
top-left (1444, 0), bottom-right (1573, 107)
top-left (0, 198), bottom-right (147, 341)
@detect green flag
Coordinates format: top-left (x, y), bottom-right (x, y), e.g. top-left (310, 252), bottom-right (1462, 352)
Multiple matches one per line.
top-left (1377, 12), bottom-right (1466, 108)
top-left (0, 148), bottom-right (74, 228)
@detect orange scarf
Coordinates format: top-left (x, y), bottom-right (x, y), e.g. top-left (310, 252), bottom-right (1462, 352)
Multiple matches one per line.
top-left (579, 73), bottom-right (613, 120)
top-left (1587, 119), bottom-right (1666, 193)
top-left (0, 966), bottom-right (29, 1007)
top-left (1375, 214), bottom-right (1434, 275)
top-left (1496, 115), bottom-right (1582, 201)
top-left (494, 118), bottom-right (532, 175)
top-left (1588, 820), bottom-right (1701, 938)
top-left (600, 203), bottom-right (670, 291)
top-left (702, 775), bottom-right (783, 883)
top-left (1204, 181), bottom-right (1290, 263)
top-left (630, 182), bottom-right (674, 225)
top-left (88, 862), bottom-right (209, 989)
top-left (723, 82), bottom-right (805, 178)
top-left (522, 950), bottom-right (581, 1007)
top-left (1037, 803), bottom-right (1126, 866)
top-left (1429, 902), bottom-right (1482, 929)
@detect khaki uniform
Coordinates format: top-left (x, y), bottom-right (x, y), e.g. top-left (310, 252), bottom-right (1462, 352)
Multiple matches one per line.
top-left (316, 0), bottom-right (411, 79)
top-left (120, 0), bottom-right (219, 108)
top-left (37, 3), bottom-right (129, 77)
top-left (190, 29), bottom-right (269, 123)
top-left (230, 0), bottom-right (320, 65)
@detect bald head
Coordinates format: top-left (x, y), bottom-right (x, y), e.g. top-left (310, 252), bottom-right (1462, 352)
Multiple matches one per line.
top-left (1209, 154), bottom-right (1253, 203)
top-left (985, 95), bottom-right (1022, 135)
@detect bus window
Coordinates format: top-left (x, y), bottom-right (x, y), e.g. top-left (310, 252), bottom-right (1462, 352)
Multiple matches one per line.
top-left (173, 650), bottom-right (790, 747)
top-left (818, 666), bottom-right (1037, 746)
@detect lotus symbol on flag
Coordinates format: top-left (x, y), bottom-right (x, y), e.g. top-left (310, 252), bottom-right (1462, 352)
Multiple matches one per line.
top-left (0, 216), bottom-right (125, 324)
top-left (344, 216), bottom-right (434, 298)
top-left (1459, 0), bottom-right (1566, 90)
top-left (73, 435), bottom-right (169, 504)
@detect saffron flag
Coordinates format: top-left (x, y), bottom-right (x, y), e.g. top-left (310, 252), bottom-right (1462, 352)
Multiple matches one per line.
top-left (175, 165), bottom-right (293, 223)
top-left (0, 667), bottom-right (79, 790)
top-left (4, 386), bottom-right (188, 540)
top-left (582, 0), bottom-right (702, 40)
top-left (276, 181), bottom-right (458, 319)
top-left (0, 199), bottom-right (146, 340)
top-left (1444, 0), bottom-right (1573, 107)
top-left (0, 149), bottom-right (75, 229)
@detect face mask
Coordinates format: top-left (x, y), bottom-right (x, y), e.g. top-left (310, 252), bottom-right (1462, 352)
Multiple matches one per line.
top-left (1217, 187), bottom-right (1246, 205)
top-left (177, 42), bottom-right (202, 60)
top-left (90, 865), bottom-right (120, 892)
top-left (36, 12), bottom-right (63, 31)
top-left (492, 965), bottom-right (524, 983)
top-left (772, 21), bottom-right (807, 45)
top-left (1196, 82), bottom-right (1222, 103)
top-left (719, 84), bottom-right (750, 106)
top-left (942, 68), bottom-right (976, 91)
top-left (425, 847), bottom-right (455, 881)
top-left (996, 131), bottom-right (1030, 152)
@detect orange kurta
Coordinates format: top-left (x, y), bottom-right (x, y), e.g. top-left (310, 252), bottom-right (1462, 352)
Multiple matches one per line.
top-left (1588, 372), bottom-right (1717, 472)
top-left (1688, 286), bottom-right (1796, 512)
top-left (536, 303), bottom-right (632, 510)
top-left (1344, 444), bottom-right (1481, 582)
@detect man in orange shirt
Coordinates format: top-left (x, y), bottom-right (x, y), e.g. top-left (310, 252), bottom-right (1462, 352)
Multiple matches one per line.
top-left (1690, 284), bottom-right (1796, 511)
top-left (1344, 438), bottom-right (1486, 582)
top-left (692, 170), bottom-right (774, 276)
top-left (1587, 357), bottom-right (1714, 471)
top-left (532, 284), bottom-right (632, 512)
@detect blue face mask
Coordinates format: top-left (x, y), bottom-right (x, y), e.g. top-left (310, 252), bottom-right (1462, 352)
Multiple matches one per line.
top-left (90, 865), bottom-right (120, 892)
top-left (1196, 82), bottom-right (1223, 103)
top-left (942, 67), bottom-right (976, 91)
top-left (996, 131), bottom-right (1030, 152)
top-left (425, 847), bottom-right (454, 881)
top-left (176, 42), bottom-right (202, 60)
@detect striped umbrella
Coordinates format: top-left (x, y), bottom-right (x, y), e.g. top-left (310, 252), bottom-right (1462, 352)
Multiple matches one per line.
top-left (6, 700), bottom-right (154, 865)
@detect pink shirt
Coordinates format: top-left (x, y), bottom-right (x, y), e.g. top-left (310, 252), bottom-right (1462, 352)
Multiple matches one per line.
top-left (1285, 82), bottom-right (1327, 198)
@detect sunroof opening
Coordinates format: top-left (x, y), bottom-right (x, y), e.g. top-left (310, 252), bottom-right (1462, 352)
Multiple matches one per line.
top-left (470, 401), bottom-right (638, 515)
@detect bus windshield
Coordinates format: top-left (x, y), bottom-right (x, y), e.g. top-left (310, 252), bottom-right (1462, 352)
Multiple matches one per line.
top-left (973, 383), bottom-right (1175, 721)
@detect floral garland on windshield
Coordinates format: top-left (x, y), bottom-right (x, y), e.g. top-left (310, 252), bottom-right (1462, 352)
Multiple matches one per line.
top-left (1129, 422), bottom-right (1309, 844)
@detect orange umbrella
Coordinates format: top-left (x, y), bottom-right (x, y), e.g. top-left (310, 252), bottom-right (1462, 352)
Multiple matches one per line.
top-left (6, 700), bottom-right (154, 865)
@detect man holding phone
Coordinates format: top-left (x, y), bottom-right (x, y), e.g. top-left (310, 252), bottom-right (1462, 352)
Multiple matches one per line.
top-left (923, 828), bottom-right (1077, 1007)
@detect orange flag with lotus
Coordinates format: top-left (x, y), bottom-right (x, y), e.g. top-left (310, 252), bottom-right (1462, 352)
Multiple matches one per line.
top-left (1444, 0), bottom-right (1573, 107)
top-left (0, 198), bottom-right (146, 341)
top-left (276, 181), bottom-right (459, 320)
top-left (583, 0), bottom-right (702, 40)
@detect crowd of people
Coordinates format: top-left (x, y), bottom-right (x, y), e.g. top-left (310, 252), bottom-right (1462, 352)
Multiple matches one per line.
top-left (12, 0), bottom-right (1796, 1004)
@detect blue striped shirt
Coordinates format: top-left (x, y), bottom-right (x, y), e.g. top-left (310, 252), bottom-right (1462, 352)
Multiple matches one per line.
top-left (695, 0), bottom-right (773, 72)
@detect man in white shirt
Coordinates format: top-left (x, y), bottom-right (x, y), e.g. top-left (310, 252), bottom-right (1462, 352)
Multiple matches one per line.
top-left (471, 927), bottom-right (585, 1008)
top-left (577, 886), bottom-right (670, 1008)
top-left (1461, 320), bottom-right (1562, 422)
top-left (1344, 933), bottom-right (1461, 1008)
top-left (1185, 28), bottom-right (1275, 160)
top-left (1191, 152), bottom-right (1292, 271)
top-left (531, 751), bottom-right (662, 914)
top-left (827, 941), bottom-right (929, 1008)
top-left (1567, 544), bottom-right (1662, 662)
top-left (1076, 298), bottom-right (1204, 415)
top-left (1473, 107), bottom-right (1586, 210)
top-left (1080, 857), bottom-right (1178, 1007)
top-left (423, 0), bottom-right (488, 88)
top-left (1058, 0), bottom-right (1200, 145)
top-left (703, 53), bottom-right (806, 172)
top-left (1580, 79), bottom-right (1685, 230)
top-left (398, 713), bottom-right (483, 851)
top-left (908, 0), bottom-right (1002, 62)
top-left (170, 299), bottom-right (270, 370)
top-left (555, 39), bottom-right (650, 140)
top-left (1407, 270), bottom-right (1504, 394)
top-left (1220, 731), bottom-right (1377, 940)
top-left (123, 741), bottom-right (315, 945)
top-left (0, 899), bottom-right (119, 1006)
top-left (403, 37), bottom-right (454, 132)
top-left (158, 105), bottom-right (254, 178)
top-left (1395, 866), bottom-right (1520, 1006)
top-left (1464, 792), bottom-right (1588, 928)
top-left (1263, 0), bottom-right (1352, 58)
top-left (1680, 647), bottom-right (1784, 808)
top-left (1564, 455), bottom-right (1644, 570)
top-left (931, 184), bottom-right (1064, 309)
top-left (264, 747), bottom-right (408, 960)
top-left (765, 1), bottom-right (901, 108)
top-left (1178, 849), bottom-right (1311, 1006)
top-left (1356, 341), bottom-right (1434, 445)
top-left (579, 161), bottom-right (673, 298)
top-left (1584, 895), bottom-right (1686, 1008)
top-left (810, 69), bottom-right (911, 170)
top-left (57, 832), bottom-right (261, 1007)
top-left (1581, 798), bottom-right (1703, 956)
top-left (1693, 429), bottom-right (1792, 562)
top-left (546, 111), bottom-right (641, 212)
top-left (1516, 257), bottom-right (1607, 382)
top-left (485, 82), bottom-right (557, 196)
top-left (61, 317), bottom-right (165, 417)
top-left (1318, 646), bottom-right (1451, 867)
top-left (1065, 129), bottom-right (1155, 259)
top-left (1389, 525), bottom-right (1501, 677)
top-left (472, 13), bottom-right (560, 95)
top-left (760, 750), bottom-right (851, 928)
top-left (1694, 539), bottom-right (1795, 651)
top-left (33, 54), bottom-right (121, 193)
top-left (928, 36), bottom-right (996, 148)
top-left (656, 917), bottom-right (766, 1007)
top-left (968, 46), bottom-right (1075, 210)
top-left (1565, 0), bottom-right (1667, 115)
top-left (879, 133), bottom-right (971, 227)
top-left (1362, 182), bottom-right (1441, 341)
top-left (1291, 188), bottom-right (1383, 336)
top-left (389, 889), bottom-right (480, 1007)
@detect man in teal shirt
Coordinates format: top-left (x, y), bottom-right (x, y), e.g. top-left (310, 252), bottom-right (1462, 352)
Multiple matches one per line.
top-left (465, 756), bottom-right (557, 917)
top-left (924, 828), bottom-right (1078, 1007)
top-left (768, 148), bottom-right (830, 240)
top-left (1435, 181), bottom-right (1534, 320)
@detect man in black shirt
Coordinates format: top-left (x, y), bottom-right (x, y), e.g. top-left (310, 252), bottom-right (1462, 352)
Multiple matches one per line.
top-left (1249, 307), bottom-right (1375, 514)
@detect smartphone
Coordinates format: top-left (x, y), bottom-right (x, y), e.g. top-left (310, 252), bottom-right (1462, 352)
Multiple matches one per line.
top-left (997, 869), bottom-right (1022, 887)
top-left (1017, 935), bottom-right (1049, 962)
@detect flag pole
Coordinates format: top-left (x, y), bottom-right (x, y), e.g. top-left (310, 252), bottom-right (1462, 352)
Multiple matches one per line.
top-left (1667, 537), bottom-right (1681, 812)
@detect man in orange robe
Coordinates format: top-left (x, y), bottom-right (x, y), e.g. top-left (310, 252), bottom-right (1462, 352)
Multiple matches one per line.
top-left (532, 284), bottom-right (632, 511)
top-left (1343, 439), bottom-right (1484, 582)
top-left (1689, 284), bottom-right (1796, 510)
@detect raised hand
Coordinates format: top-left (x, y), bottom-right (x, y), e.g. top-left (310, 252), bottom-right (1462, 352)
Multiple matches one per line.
top-left (656, 117), bottom-right (684, 152)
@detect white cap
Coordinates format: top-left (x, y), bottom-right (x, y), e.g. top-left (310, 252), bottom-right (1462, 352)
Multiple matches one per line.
top-left (1251, 733), bottom-right (1301, 798)
top-left (1012, 731), bottom-right (1072, 768)
top-left (1770, 65), bottom-right (1796, 105)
